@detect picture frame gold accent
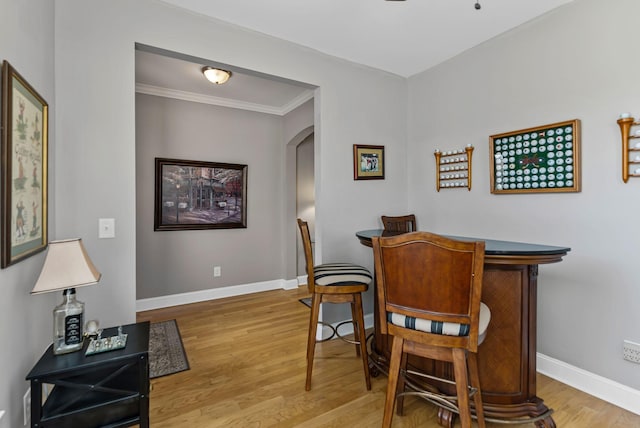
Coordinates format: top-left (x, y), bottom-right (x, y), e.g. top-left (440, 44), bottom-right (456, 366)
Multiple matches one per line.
top-left (154, 158), bottom-right (248, 231)
top-left (1, 60), bottom-right (48, 268)
top-left (353, 144), bottom-right (385, 180)
top-left (489, 119), bottom-right (581, 194)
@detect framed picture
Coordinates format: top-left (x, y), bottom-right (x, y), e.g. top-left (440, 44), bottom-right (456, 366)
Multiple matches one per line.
top-left (353, 144), bottom-right (385, 180)
top-left (154, 158), bottom-right (247, 231)
top-left (489, 119), bottom-right (581, 194)
top-left (1, 61), bottom-right (48, 268)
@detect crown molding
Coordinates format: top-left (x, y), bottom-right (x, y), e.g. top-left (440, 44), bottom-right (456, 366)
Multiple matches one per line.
top-left (136, 83), bottom-right (313, 116)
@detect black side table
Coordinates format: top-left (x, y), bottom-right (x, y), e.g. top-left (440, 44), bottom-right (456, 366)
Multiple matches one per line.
top-left (26, 321), bottom-right (150, 428)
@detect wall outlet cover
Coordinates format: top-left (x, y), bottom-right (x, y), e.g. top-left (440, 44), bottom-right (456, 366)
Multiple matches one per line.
top-left (623, 340), bottom-right (640, 364)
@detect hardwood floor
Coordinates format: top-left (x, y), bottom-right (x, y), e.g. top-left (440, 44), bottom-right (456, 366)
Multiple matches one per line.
top-left (137, 287), bottom-right (639, 427)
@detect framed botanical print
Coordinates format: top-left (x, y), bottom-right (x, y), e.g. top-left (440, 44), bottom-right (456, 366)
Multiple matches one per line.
top-left (1, 60), bottom-right (48, 268)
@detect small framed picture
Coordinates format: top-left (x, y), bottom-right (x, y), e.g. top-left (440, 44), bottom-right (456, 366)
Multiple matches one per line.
top-left (353, 144), bottom-right (385, 180)
top-left (1, 60), bottom-right (49, 268)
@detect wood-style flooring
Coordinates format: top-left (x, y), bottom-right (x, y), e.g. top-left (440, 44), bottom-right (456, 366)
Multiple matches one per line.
top-left (136, 287), bottom-right (640, 427)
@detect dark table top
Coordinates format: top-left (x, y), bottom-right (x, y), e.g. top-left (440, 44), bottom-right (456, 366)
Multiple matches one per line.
top-left (356, 229), bottom-right (570, 256)
top-left (27, 321), bottom-right (150, 379)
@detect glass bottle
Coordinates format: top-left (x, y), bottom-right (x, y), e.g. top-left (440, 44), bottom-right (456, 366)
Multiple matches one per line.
top-left (53, 288), bottom-right (85, 355)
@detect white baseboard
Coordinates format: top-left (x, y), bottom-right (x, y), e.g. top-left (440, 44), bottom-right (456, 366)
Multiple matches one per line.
top-left (537, 353), bottom-right (640, 415)
top-left (283, 278), bottom-right (299, 290)
top-left (136, 279), bottom-right (297, 312)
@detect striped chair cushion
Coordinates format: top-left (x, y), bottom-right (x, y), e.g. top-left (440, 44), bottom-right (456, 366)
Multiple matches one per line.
top-left (313, 263), bottom-right (372, 286)
top-left (387, 302), bottom-right (491, 343)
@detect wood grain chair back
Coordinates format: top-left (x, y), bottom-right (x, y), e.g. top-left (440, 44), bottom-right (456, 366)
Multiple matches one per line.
top-left (297, 219), bottom-right (316, 294)
top-left (381, 214), bottom-right (417, 233)
top-left (372, 231), bottom-right (489, 428)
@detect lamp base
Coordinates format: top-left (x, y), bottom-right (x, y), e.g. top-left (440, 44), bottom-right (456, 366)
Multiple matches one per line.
top-left (53, 288), bottom-right (85, 355)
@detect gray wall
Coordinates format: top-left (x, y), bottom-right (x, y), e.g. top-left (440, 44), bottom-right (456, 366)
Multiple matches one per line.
top-left (136, 94), bottom-right (287, 298)
top-left (8, 0), bottom-right (637, 424)
top-left (407, 0), bottom-right (640, 391)
top-left (0, 1), bottom-right (56, 427)
top-left (53, 0), bottom-right (406, 337)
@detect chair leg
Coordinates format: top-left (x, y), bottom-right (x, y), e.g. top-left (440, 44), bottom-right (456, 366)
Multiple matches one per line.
top-left (354, 293), bottom-right (371, 390)
top-left (452, 348), bottom-right (472, 428)
top-left (305, 293), bottom-right (321, 391)
top-left (468, 351), bottom-right (485, 428)
top-left (395, 352), bottom-right (408, 416)
top-left (350, 300), bottom-right (361, 357)
top-left (383, 336), bottom-right (404, 428)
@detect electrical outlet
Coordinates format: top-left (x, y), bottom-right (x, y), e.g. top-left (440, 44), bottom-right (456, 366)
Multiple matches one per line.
top-left (23, 387), bottom-right (30, 426)
top-left (213, 266), bottom-right (221, 277)
top-left (623, 340), bottom-right (640, 364)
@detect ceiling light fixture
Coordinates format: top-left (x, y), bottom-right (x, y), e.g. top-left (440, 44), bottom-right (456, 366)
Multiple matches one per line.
top-left (202, 67), bottom-right (232, 85)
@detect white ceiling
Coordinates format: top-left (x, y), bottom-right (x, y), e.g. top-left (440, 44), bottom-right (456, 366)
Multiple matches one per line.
top-left (158, 0), bottom-right (575, 77)
top-left (138, 0), bottom-right (575, 114)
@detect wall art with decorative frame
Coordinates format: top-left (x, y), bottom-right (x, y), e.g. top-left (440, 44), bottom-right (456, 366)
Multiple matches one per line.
top-left (353, 144), bottom-right (385, 180)
top-left (1, 60), bottom-right (48, 268)
top-left (489, 119), bottom-right (581, 194)
top-left (154, 158), bottom-right (247, 231)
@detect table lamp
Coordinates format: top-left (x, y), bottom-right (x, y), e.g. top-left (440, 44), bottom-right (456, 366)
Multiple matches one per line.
top-left (32, 238), bottom-right (101, 355)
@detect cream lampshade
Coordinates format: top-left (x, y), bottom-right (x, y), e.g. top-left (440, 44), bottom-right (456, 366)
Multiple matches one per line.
top-left (32, 238), bottom-right (101, 355)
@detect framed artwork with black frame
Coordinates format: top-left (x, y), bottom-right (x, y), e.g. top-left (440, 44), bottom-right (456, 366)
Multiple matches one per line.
top-left (154, 158), bottom-right (247, 231)
top-left (353, 144), bottom-right (385, 180)
top-left (1, 60), bottom-right (48, 268)
top-left (489, 119), bottom-right (581, 194)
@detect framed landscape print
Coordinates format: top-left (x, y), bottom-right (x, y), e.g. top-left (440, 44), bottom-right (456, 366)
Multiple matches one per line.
top-left (154, 158), bottom-right (247, 231)
top-left (353, 144), bottom-right (385, 180)
top-left (489, 119), bottom-right (581, 194)
top-left (1, 60), bottom-right (48, 268)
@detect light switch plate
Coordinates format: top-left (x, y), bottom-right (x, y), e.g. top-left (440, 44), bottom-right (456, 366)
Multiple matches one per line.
top-left (99, 218), bottom-right (115, 238)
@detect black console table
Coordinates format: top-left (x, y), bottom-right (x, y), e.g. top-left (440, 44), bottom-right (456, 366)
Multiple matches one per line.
top-left (26, 321), bottom-right (150, 428)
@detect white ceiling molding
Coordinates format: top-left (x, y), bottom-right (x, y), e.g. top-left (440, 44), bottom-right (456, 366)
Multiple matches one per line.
top-left (136, 83), bottom-right (313, 116)
top-left (281, 90), bottom-right (314, 115)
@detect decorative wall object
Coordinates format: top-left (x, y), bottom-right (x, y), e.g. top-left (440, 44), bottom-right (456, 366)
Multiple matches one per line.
top-left (489, 119), bottom-right (581, 194)
top-left (353, 144), bottom-right (385, 180)
top-left (616, 114), bottom-right (640, 183)
top-left (154, 158), bottom-right (247, 231)
top-left (434, 145), bottom-right (473, 191)
top-left (1, 60), bottom-right (48, 268)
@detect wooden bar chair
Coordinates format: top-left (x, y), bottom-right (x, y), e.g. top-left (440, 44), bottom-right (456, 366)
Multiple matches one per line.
top-left (297, 219), bottom-right (372, 391)
top-left (381, 214), bottom-right (417, 233)
top-left (372, 231), bottom-right (491, 428)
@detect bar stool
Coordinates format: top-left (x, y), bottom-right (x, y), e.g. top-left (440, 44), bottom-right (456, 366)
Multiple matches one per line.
top-left (381, 214), bottom-right (417, 233)
top-left (297, 219), bottom-right (372, 391)
top-left (372, 231), bottom-right (491, 428)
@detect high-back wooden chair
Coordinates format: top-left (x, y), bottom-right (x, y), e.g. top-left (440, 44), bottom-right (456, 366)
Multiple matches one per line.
top-left (372, 231), bottom-right (490, 428)
top-left (297, 219), bottom-right (372, 391)
top-left (381, 214), bottom-right (417, 233)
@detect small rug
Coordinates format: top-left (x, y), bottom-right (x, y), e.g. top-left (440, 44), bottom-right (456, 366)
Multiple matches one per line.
top-left (299, 297), bottom-right (312, 308)
top-left (149, 319), bottom-right (190, 379)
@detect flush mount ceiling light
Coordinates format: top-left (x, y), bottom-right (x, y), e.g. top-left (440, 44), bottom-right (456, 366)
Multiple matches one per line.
top-left (202, 67), bottom-right (232, 85)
